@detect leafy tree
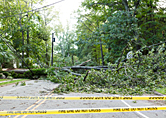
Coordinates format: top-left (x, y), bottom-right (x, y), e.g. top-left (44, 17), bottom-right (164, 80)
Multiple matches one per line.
top-left (54, 23), bottom-right (77, 66)
top-left (0, 0), bottom-right (60, 68)
top-left (76, 0), bottom-right (166, 64)
top-left (0, 39), bottom-right (14, 69)
top-left (101, 11), bottom-right (139, 63)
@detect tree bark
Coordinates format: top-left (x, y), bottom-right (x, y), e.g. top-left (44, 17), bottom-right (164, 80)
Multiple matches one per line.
top-left (63, 66), bottom-right (109, 70)
top-left (122, 0), bottom-right (129, 11)
top-left (72, 54), bottom-right (74, 65)
top-left (78, 59), bottom-right (91, 66)
top-left (62, 68), bottom-right (82, 76)
top-left (99, 38), bottom-right (104, 66)
top-left (27, 14), bottom-right (30, 66)
top-left (45, 41), bottom-right (49, 66)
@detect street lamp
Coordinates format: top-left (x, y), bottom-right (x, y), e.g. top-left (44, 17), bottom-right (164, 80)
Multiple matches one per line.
top-left (51, 33), bottom-right (55, 66)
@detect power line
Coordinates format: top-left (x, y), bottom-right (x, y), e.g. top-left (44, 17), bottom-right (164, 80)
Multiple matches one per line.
top-left (0, 0), bottom-right (65, 18)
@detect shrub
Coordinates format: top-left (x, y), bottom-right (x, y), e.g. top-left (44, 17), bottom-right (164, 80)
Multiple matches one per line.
top-left (7, 76), bottom-right (13, 79)
top-left (10, 71), bottom-right (25, 78)
top-left (0, 73), bottom-right (3, 78)
top-left (10, 71), bottom-right (17, 78)
top-left (45, 68), bottom-right (56, 76)
top-left (24, 68), bottom-right (47, 79)
top-left (0, 71), bottom-right (11, 77)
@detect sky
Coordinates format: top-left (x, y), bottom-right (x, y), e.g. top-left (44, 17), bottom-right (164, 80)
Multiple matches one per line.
top-left (37, 0), bottom-right (84, 47)
top-left (43, 0), bottom-right (84, 29)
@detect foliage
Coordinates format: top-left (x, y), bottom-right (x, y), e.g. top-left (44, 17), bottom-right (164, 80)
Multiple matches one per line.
top-left (53, 23), bottom-right (77, 66)
top-left (20, 81), bottom-right (26, 86)
top-left (101, 11), bottom-right (139, 63)
top-left (75, 0), bottom-right (166, 65)
top-left (156, 88), bottom-right (166, 95)
top-left (10, 71), bottom-right (25, 78)
top-left (0, 0), bottom-right (59, 68)
top-left (0, 40), bottom-right (14, 68)
top-left (7, 76), bottom-right (13, 79)
top-left (45, 67), bottom-right (56, 76)
top-left (10, 71), bottom-right (18, 78)
top-left (24, 68), bottom-right (47, 79)
top-left (0, 71), bottom-right (11, 77)
top-left (49, 71), bottom-right (69, 84)
top-left (52, 44), bottom-right (166, 95)
top-left (0, 73), bottom-right (4, 78)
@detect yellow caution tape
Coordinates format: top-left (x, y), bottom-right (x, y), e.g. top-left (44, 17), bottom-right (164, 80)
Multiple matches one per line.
top-left (0, 96), bottom-right (166, 100)
top-left (0, 106), bottom-right (166, 116)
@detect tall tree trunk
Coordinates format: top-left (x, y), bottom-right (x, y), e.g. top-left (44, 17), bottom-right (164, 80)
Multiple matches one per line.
top-left (99, 38), bottom-right (104, 66)
top-left (27, 14), bottom-right (30, 66)
top-left (72, 54), bottom-right (74, 65)
top-left (45, 41), bottom-right (49, 66)
top-left (19, 20), bottom-right (24, 68)
top-left (22, 30), bottom-right (24, 67)
top-left (18, 0), bottom-right (24, 68)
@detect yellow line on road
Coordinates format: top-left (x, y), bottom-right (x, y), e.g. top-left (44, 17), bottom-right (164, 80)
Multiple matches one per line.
top-left (14, 90), bottom-right (54, 118)
top-left (13, 100), bottom-right (41, 118)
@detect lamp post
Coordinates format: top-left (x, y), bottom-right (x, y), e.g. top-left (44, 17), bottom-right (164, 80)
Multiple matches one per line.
top-left (51, 33), bottom-right (55, 66)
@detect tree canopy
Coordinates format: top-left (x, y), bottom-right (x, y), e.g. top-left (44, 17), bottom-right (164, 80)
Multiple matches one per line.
top-left (76, 0), bottom-right (166, 64)
top-left (0, 0), bottom-right (59, 68)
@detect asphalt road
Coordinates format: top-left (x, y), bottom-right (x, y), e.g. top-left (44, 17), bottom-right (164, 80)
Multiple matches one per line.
top-left (0, 80), bottom-right (166, 118)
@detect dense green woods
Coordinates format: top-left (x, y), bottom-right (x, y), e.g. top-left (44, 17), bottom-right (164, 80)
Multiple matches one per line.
top-left (0, 0), bottom-right (166, 94)
top-left (0, 0), bottom-right (165, 67)
top-left (0, 0), bottom-right (58, 68)
top-left (76, 0), bottom-right (166, 64)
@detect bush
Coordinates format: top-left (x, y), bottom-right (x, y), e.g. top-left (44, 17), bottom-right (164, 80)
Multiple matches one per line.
top-left (0, 71), bottom-right (11, 77)
top-left (24, 68), bottom-right (47, 79)
top-left (45, 68), bottom-right (56, 76)
top-left (10, 71), bottom-right (25, 78)
top-left (10, 71), bottom-right (17, 78)
top-left (7, 76), bottom-right (13, 79)
top-left (0, 73), bottom-right (4, 78)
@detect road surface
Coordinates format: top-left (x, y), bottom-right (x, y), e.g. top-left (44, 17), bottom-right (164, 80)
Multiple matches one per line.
top-left (0, 80), bottom-right (166, 118)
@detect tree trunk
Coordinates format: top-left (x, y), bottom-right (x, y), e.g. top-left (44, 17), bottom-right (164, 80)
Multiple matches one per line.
top-left (21, 30), bottom-right (24, 67)
top-left (99, 38), bottom-right (104, 66)
top-left (122, 0), bottom-right (129, 11)
top-left (27, 14), bottom-right (30, 66)
top-left (64, 66), bottom-right (109, 70)
top-left (45, 41), bottom-right (49, 66)
top-left (72, 54), bottom-right (74, 65)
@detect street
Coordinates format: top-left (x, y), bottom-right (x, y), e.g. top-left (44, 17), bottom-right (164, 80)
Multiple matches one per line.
top-left (0, 80), bottom-right (166, 118)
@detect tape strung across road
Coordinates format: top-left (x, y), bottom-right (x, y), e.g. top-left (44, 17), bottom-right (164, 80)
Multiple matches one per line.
top-left (0, 106), bottom-right (166, 116)
top-left (0, 96), bottom-right (166, 100)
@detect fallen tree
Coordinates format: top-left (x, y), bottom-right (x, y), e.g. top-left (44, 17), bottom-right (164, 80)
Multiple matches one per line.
top-left (63, 66), bottom-right (109, 70)
top-left (52, 43), bottom-right (166, 95)
top-left (62, 68), bottom-right (82, 76)
top-left (78, 59), bottom-right (91, 66)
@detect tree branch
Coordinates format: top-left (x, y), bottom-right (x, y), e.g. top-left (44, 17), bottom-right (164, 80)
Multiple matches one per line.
top-left (88, 2), bottom-right (118, 7)
top-left (137, 41), bottom-right (166, 52)
top-left (78, 59), bottom-right (91, 66)
top-left (122, 0), bottom-right (129, 11)
top-left (134, 0), bottom-right (141, 16)
top-left (117, 39), bottom-right (134, 69)
top-left (63, 66), bottom-right (109, 70)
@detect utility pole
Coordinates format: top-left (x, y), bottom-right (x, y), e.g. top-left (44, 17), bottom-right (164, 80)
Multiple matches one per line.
top-left (51, 33), bottom-right (55, 66)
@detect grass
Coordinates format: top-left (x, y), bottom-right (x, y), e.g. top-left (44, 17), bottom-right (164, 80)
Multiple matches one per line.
top-left (0, 79), bottom-right (8, 81)
top-left (156, 88), bottom-right (166, 95)
top-left (0, 79), bottom-right (29, 86)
